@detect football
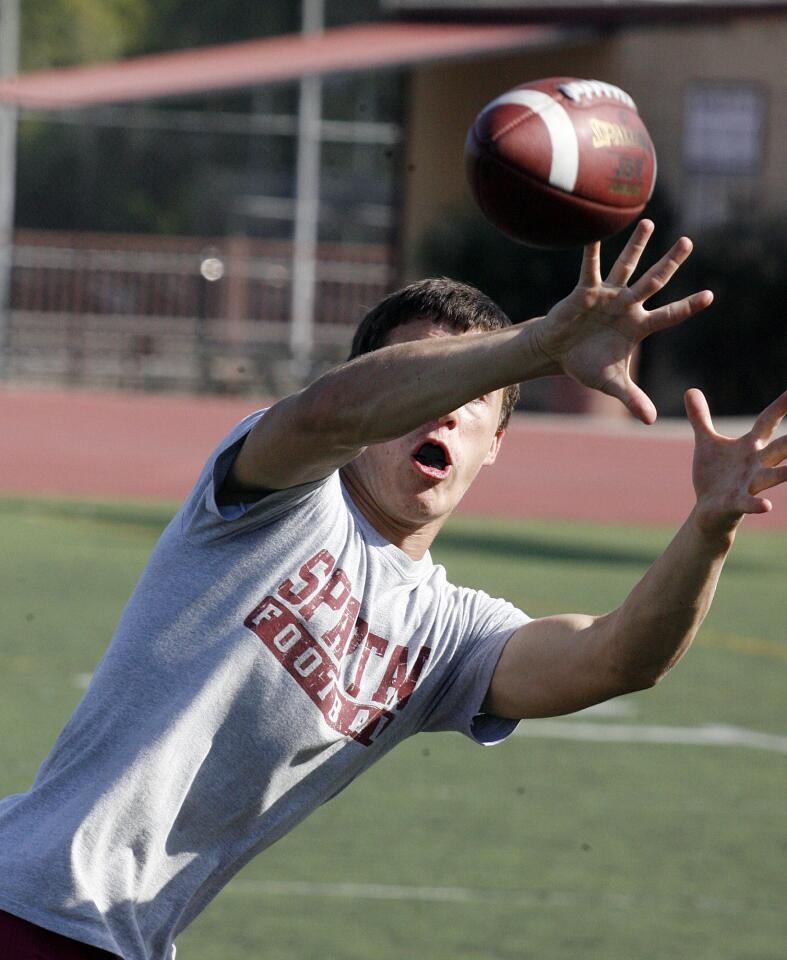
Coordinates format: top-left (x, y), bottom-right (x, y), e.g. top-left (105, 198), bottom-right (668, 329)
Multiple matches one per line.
top-left (465, 77), bottom-right (657, 248)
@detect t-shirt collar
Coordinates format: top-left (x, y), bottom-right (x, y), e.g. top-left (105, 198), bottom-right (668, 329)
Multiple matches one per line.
top-left (339, 479), bottom-right (433, 580)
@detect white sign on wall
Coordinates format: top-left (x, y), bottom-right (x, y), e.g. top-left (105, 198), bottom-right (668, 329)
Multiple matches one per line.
top-left (683, 82), bottom-right (765, 175)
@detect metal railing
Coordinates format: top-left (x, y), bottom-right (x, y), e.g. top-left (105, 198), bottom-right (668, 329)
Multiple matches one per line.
top-left (4, 230), bottom-right (396, 394)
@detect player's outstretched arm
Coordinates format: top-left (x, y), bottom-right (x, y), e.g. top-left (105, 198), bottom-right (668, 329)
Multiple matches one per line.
top-left (484, 389), bottom-right (787, 719)
top-left (220, 323), bottom-right (538, 499)
top-left (223, 221), bottom-right (710, 498)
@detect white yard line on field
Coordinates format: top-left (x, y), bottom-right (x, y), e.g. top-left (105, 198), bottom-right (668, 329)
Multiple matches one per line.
top-left (513, 720), bottom-right (787, 753)
top-left (225, 878), bottom-right (781, 916)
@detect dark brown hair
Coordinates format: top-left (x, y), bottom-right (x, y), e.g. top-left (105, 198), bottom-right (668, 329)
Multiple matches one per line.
top-left (349, 277), bottom-right (519, 428)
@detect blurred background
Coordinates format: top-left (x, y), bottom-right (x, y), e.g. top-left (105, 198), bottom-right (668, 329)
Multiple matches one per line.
top-left (0, 0), bottom-right (784, 413)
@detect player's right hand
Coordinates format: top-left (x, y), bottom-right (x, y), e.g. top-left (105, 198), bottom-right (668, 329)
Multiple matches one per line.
top-left (534, 220), bottom-right (714, 424)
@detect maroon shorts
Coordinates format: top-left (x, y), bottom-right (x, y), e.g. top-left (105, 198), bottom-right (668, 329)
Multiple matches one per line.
top-left (0, 910), bottom-right (121, 960)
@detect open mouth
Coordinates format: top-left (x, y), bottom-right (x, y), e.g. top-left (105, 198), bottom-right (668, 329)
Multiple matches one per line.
top-left (411, 441), bottom-right (452, 480)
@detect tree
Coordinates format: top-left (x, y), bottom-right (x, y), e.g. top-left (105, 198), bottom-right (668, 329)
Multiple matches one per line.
top-left (638, 216), bottom-right (787, 416)
top-left (21, 0), bottom-right (150, 70)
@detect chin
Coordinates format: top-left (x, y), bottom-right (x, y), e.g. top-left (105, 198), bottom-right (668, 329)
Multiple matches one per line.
top-left (410, 486), bottom-right (459, 522)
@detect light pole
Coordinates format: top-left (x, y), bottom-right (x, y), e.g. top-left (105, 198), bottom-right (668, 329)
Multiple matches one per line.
top-left (0, 0), bottom-right (19, 379)
top-left (288, 0), bottom-right (324, 382)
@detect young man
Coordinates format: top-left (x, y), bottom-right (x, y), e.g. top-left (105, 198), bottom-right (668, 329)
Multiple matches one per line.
top-left (0, 221), bottom-right (784, 960)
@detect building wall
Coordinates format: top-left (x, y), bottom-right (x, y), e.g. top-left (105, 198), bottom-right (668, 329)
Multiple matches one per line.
top-left (614, 17), bottom-right (786, 228)
top-left (401, 15), bottom-right (787, 273)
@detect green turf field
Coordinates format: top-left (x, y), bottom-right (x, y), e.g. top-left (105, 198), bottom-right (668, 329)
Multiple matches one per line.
top-left (1, 497), bottom-right (785, 960)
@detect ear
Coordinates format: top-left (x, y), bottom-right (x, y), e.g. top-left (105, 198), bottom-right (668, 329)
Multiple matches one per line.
top-left (483, 428), bottom-right (505, 467)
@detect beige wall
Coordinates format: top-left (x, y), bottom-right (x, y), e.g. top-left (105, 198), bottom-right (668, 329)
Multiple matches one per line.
top-left (614, 17), bottom-right (786, 223)
top-left (401, 15), bottom-right (787, 276)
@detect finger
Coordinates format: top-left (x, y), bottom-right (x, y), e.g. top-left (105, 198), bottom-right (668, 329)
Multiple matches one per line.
top-left (629, 236), bottom-right (694, 303)
top-left (740, 495), bottom-right (772, 515)
top-left (751, 389), bottom-right (787, 441)
top-left (761, 434), bottom-right (787, 467)
top-left (578, 242), bottom-right (601, 288)
top-left (684, 388), bottom-right (716, 440)
top-left (605, 219), bottom-right (654, 287)
top-left (750, 463), bottom-right (787, 496)
top-left (644, 289), bottom-right (714, 335)
top-left (601, 371), bottom-right (657, 424)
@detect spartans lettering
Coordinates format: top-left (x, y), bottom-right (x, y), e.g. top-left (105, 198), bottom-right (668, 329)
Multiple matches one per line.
top-left (245, 550), bottom-right (431, 745)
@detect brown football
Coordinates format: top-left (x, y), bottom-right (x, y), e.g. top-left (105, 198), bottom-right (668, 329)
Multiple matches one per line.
top-left (465, 77), bottom-right (657, 248)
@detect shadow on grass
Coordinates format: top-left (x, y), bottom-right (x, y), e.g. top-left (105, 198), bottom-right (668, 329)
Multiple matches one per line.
top-left (1, 497), bottom-right (774, 573)
top-left (0, 497), bottom-right (175, 534)
top-left (436, 524), bottom-right (774, 573)
top-left (435, 526), bottom-right (659, 568)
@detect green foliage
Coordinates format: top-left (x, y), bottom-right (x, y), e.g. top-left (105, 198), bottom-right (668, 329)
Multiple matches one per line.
top-left (14, 0), bottom-right (395, 236)
top-left (19, 0), bottom-right (305, 70)
top-left (638, 215), bottom-right (787, 416)
top-left (15, 0), bottom-right (300, 233)
top-left (137, 1), bottom-right (298, 55)
top-left (19, 0), bottom-right (383, 69)
top-left (21, 0), bottom-right (150, 70)
top-left (15, 117), bottom-right (204, 233)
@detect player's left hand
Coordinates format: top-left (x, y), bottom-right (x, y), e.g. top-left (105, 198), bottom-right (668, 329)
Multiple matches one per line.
top-left (687, 388), bottom-right (787, 537)
top-left (537, 220), bottom-right (714, 423)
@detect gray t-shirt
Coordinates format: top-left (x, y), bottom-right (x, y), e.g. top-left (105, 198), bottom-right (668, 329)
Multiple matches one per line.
top-left (0, 410), bottom-right (529, 960)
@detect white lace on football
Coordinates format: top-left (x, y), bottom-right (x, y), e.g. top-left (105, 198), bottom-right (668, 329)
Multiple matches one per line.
top-left (559, 80), bottom-right (636, 110)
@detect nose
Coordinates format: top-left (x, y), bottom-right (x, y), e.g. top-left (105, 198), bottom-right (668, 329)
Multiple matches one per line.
top-left (434, 407), bottom-right (460, 429)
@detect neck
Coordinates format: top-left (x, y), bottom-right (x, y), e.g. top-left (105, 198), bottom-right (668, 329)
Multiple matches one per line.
top-left (340, 463), bottom-right (447, 561)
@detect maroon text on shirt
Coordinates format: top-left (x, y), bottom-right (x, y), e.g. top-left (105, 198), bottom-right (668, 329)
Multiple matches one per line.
top-left (244, 549), bottom-right (431, 746)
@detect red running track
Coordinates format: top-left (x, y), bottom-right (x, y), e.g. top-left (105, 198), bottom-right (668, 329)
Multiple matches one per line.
top-left (1, 386), bottom-right (785, 530)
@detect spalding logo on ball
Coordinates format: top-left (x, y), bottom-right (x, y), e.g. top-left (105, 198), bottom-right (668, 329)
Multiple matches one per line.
top-left (465, 77), bottom-right (657, 248)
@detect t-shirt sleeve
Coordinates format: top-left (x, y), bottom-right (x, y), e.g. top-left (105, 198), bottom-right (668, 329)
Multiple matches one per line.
top-left (419, 589), bottom-right (530, 746)
top-left (180, 408), bottom-right (332, 543)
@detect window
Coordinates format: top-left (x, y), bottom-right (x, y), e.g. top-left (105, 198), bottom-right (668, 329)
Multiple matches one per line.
top-left (682, 82), bottom-right (766, 229)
